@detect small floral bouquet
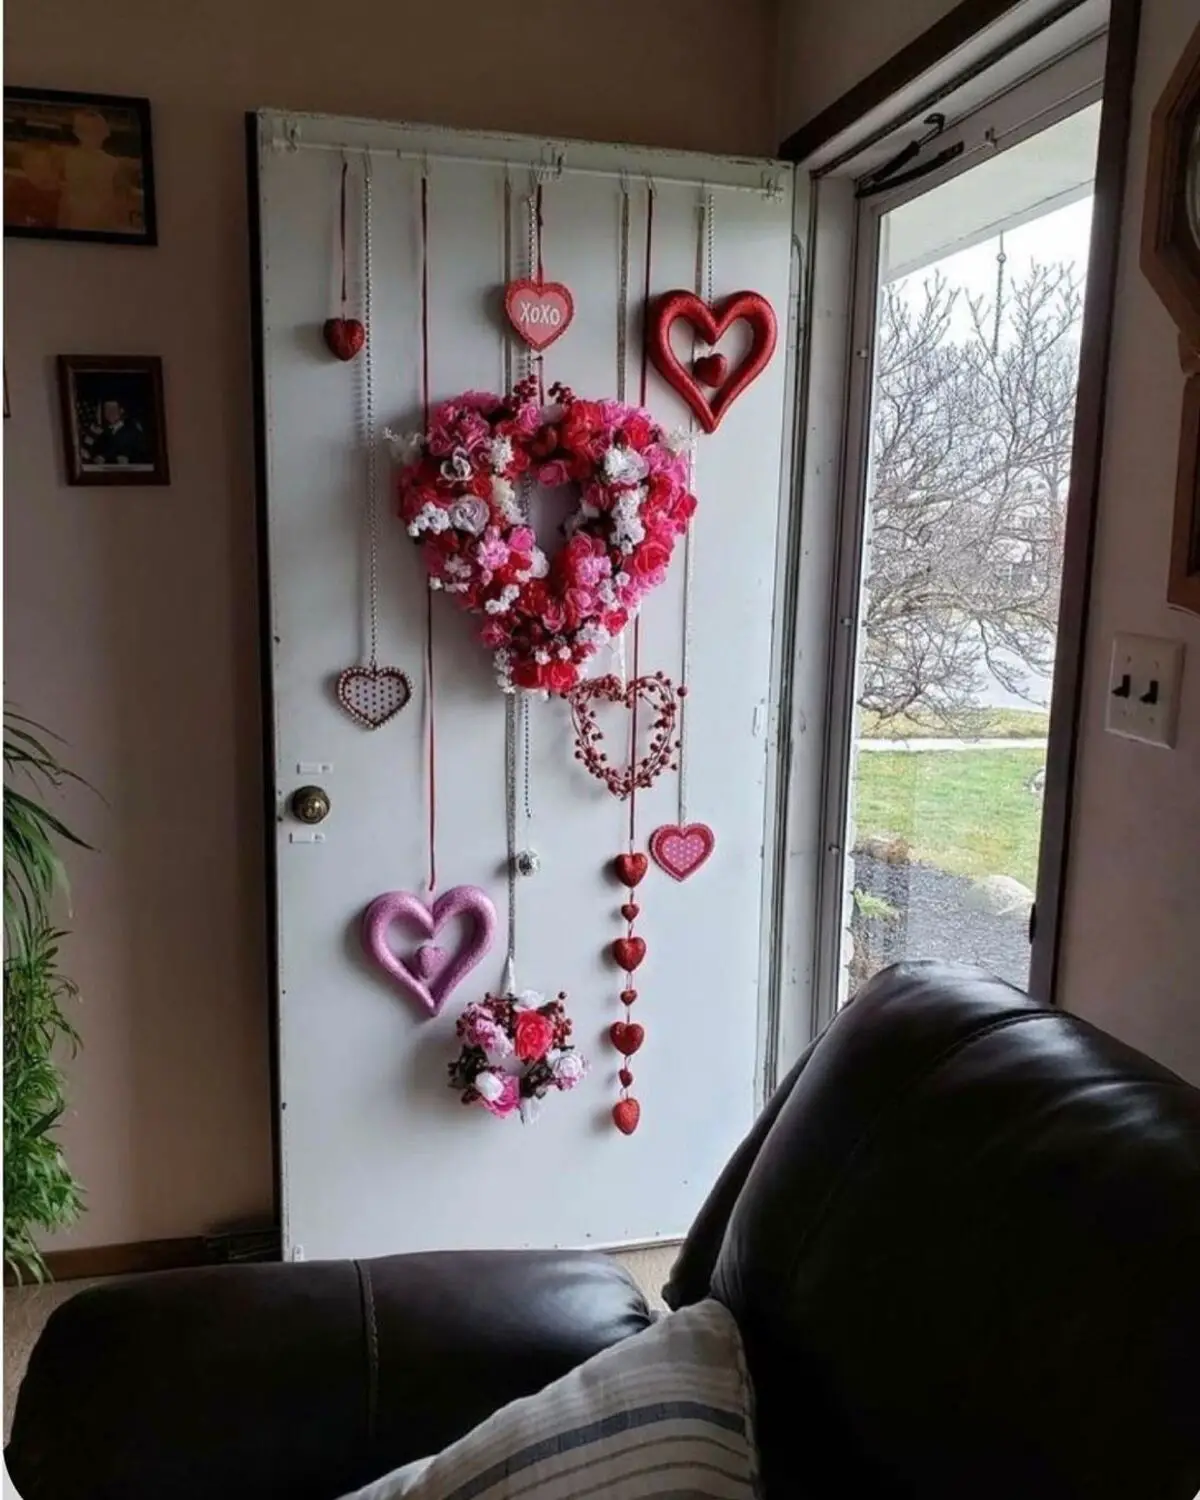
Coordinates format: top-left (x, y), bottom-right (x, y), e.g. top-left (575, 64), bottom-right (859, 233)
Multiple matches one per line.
top-left (448, 990), bottom-right (587, 1123)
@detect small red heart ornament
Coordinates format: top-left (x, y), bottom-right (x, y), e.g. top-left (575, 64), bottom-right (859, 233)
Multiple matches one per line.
top-left (612, 1098), bottom-right (641, 1135)
top-left (693, 352), bottom-right (729, 388)
top-left (620, 902), bottom-right (640, 922)
top-left (323, 317), bottom-right (366, 361)
top-left (614, 853), bottom-right (648, 888)
top-left (504, 279), bottom-right (575, 352)
top-left (620, 988), bottom-right (639, 1006)
top-left (619, 1067), bottom-right (634, 1088)
top-left (612, 936), bottom-right (646, 972)
top-left (647, 290), bottom-right (777, 433)
top-left (649, 823), bottom-right (716, 882)
top-left (610, 1021), bottom-right (645, 1056)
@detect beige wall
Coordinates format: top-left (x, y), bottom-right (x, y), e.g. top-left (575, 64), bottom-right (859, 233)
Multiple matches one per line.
top-left (777, 0), bottom-right (1200, 1087)
top-left (4, 0), bottom-right (776, 1250)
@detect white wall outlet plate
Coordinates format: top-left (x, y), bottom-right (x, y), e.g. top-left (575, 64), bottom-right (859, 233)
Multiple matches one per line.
top-left (1105, 633), bottom-right (1185, 748)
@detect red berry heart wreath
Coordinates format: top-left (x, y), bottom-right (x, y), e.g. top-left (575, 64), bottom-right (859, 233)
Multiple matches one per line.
top-left (393, 377), bottom-right (697, 695)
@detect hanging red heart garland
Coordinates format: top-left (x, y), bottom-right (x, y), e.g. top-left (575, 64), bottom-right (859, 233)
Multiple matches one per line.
top-left (394, 380), bottom-right (697, 695)
top-left (646, 290), bottom-right (778, 433)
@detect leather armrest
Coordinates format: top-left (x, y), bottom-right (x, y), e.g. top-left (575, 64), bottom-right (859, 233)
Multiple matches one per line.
top-left (6, 1249), bottom-right (651, 1500)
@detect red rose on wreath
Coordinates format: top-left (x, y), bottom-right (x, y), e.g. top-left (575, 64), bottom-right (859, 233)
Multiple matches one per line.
top-left (513, 1008), bottom-right (556, 1063)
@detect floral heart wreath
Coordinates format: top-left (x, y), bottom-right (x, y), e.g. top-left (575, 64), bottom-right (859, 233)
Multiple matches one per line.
top-left (393, 377), bottom-right (696, 694)
top-left (448, 991), bottom-right (587, 1123)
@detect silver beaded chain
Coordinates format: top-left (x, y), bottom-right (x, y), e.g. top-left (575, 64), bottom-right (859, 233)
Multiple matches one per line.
top-left (361, 157), bottom-right (381, 671)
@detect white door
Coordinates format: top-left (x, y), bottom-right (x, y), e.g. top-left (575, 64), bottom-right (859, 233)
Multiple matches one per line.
top-left (253, 112), bottom-right (800, 1260)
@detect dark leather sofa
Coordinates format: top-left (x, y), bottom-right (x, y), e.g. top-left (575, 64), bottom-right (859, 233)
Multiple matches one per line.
top-left (8, 962), bottom-right (1200, 1499)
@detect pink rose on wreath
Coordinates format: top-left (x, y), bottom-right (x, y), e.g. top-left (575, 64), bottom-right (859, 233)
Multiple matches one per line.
top-left (460, 1006), bottom-right (512, 1056)
top-left (513, 1009), bottom-right (556, 1063)
top-left (537, 458), bottom-right (573, 487)
top-left (476, 533), bottom-right (510, 571)
top-left (475, 1072), bottom-right (521, 1117)
top-left (479, 621), bottom-right (509, 649)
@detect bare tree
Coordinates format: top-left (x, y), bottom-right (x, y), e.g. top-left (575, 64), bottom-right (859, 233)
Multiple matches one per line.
top-left (859, 261), bottom-right (1083, 726)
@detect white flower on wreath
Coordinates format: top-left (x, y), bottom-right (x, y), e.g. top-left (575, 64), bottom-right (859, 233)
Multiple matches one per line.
top-left (384, 428), bottom-right (424, 466)
top-left (448, 496), bottom-right (490, 535)
top-left (473, 1070), bottom-right (505, 1103)
top-left (440, 448), bottom-right (474, 482)
top-left (664, 426), bottom-right (695, 456)
top-left (492, 477), bottom-right (522, 522)
top-left (550, 1050), bottom-right (587, 1090)
top-left (603, 445), bottom-right (649, 484)
top-left (489, 436), bottom-right (514, 473)
top-left (407, 502), bottom-right (452, 538)
top-left (612, 490), bottom-right (646, 553)
top-left (577, 621), bottom-right (610, 649)
top-left (516, 989), bottom-right (544, 1008)
top-left (484, 584), bottom-right (521, 615)
top-left (528, 551), bottom-right (549, 579)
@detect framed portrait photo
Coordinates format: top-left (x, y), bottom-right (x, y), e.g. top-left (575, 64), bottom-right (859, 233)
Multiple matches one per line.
top-left (57, 356), bottom-right (169, 486)
top-left (4, 88), bottom-right (157, 245)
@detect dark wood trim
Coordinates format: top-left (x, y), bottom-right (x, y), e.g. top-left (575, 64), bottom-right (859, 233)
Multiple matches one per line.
top-left (1139, 21), bottom-right (1200, 356)
top-left (245, 111), bottom-right (284, 1228)
top-left (7, 1226), bottom-right (284, 1285)
top-left (1029, 0), bottom-right (1143, 1001)
top-left (15, 1237), bottom-right (209, 1285)
top-left (1168, 373), bottom-right (1200, 614)
top-left (779, 0), bottom-right (1056, 163)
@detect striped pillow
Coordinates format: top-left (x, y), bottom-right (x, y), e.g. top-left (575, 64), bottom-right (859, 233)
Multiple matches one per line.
top-left (339, 1299), bottom-right (759, 1500)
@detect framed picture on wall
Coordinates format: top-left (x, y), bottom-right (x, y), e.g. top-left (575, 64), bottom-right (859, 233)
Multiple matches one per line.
top-left (57, 355), bottom-right (170, 486)
top-left (4, 88), bottom-right (157, 245)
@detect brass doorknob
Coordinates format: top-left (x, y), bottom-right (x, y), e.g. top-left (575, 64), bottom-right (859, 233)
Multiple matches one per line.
top-left (291, 786), bottom-right (331, 824)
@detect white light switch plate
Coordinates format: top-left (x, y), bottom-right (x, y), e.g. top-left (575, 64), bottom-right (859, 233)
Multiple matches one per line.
top-left (1105, 633), bottom-right (1185, 747)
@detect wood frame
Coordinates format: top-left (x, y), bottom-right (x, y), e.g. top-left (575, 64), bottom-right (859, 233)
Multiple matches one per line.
top-left (778, 0), bottom-right (1143, 1006)
top-left (1140, 22), bottom-right (1200, 353)
top-left (4, 87), bottom-right (158, 247)
top-left (1170, 374), bottom-right (1200, 612)
top-left (56, 353), bottom-right (170, 487)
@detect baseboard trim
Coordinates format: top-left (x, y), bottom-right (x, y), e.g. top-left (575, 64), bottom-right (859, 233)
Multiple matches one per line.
top-left (8, 1227), bottom-right (282, 1285)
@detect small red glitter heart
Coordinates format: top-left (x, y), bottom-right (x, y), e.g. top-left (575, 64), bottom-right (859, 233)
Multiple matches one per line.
top-left (620, 902), bottom-right (640, 922)
top-left (693, 352), bottom-right (729, 387)
top-left (612, 936), bottom-right (646, 972)
top-left (614, 853), bottom-right (648, 888)
top-left (610, 1021), bottom-right (645, 1056)
top-left (612, 1098), bottom-right (641, 1135)
top-left (620, 988), bottom-right (638, 1006)
top-left (619, 1067), bottom-right (634, 1088)
top-left (323, 317), bottom-right (366, 361)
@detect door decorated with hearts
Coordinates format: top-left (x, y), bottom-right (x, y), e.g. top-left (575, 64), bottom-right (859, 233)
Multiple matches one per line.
top-left (254, 112), bottom-right (798, 1262)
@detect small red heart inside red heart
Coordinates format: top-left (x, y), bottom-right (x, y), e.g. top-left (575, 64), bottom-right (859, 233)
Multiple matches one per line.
top-left (323, 317), bottom-right (366, 361)
top-left (693, 353), bottom-right (729, 387)
top-left (613, 1098), bottom-right (641, 1135)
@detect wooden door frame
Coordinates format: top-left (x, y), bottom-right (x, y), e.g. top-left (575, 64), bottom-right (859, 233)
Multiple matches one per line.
top-left (778, 0), bottom-right (1143, 1006)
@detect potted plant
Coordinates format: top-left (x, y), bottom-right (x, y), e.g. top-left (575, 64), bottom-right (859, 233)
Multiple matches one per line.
top-left (4, 712), bottom-right (90, 1281)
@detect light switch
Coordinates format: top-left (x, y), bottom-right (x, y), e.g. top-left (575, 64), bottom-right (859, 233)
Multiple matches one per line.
top-left (1105, 633), bottom-right (1185, 748)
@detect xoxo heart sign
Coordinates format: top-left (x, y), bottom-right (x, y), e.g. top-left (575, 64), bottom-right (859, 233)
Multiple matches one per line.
top-left (362, 886), bottom-right (496, 1016)
top-left (647, 290), bottom-right (778, 433)
top-left (504, 278), bottom-right (575, 353)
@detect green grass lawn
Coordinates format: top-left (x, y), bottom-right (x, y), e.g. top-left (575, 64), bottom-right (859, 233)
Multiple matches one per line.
top-left (852, 748), bottom-right (1045, 888)
top-left (857, 706), bottom-right (1049, 740)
